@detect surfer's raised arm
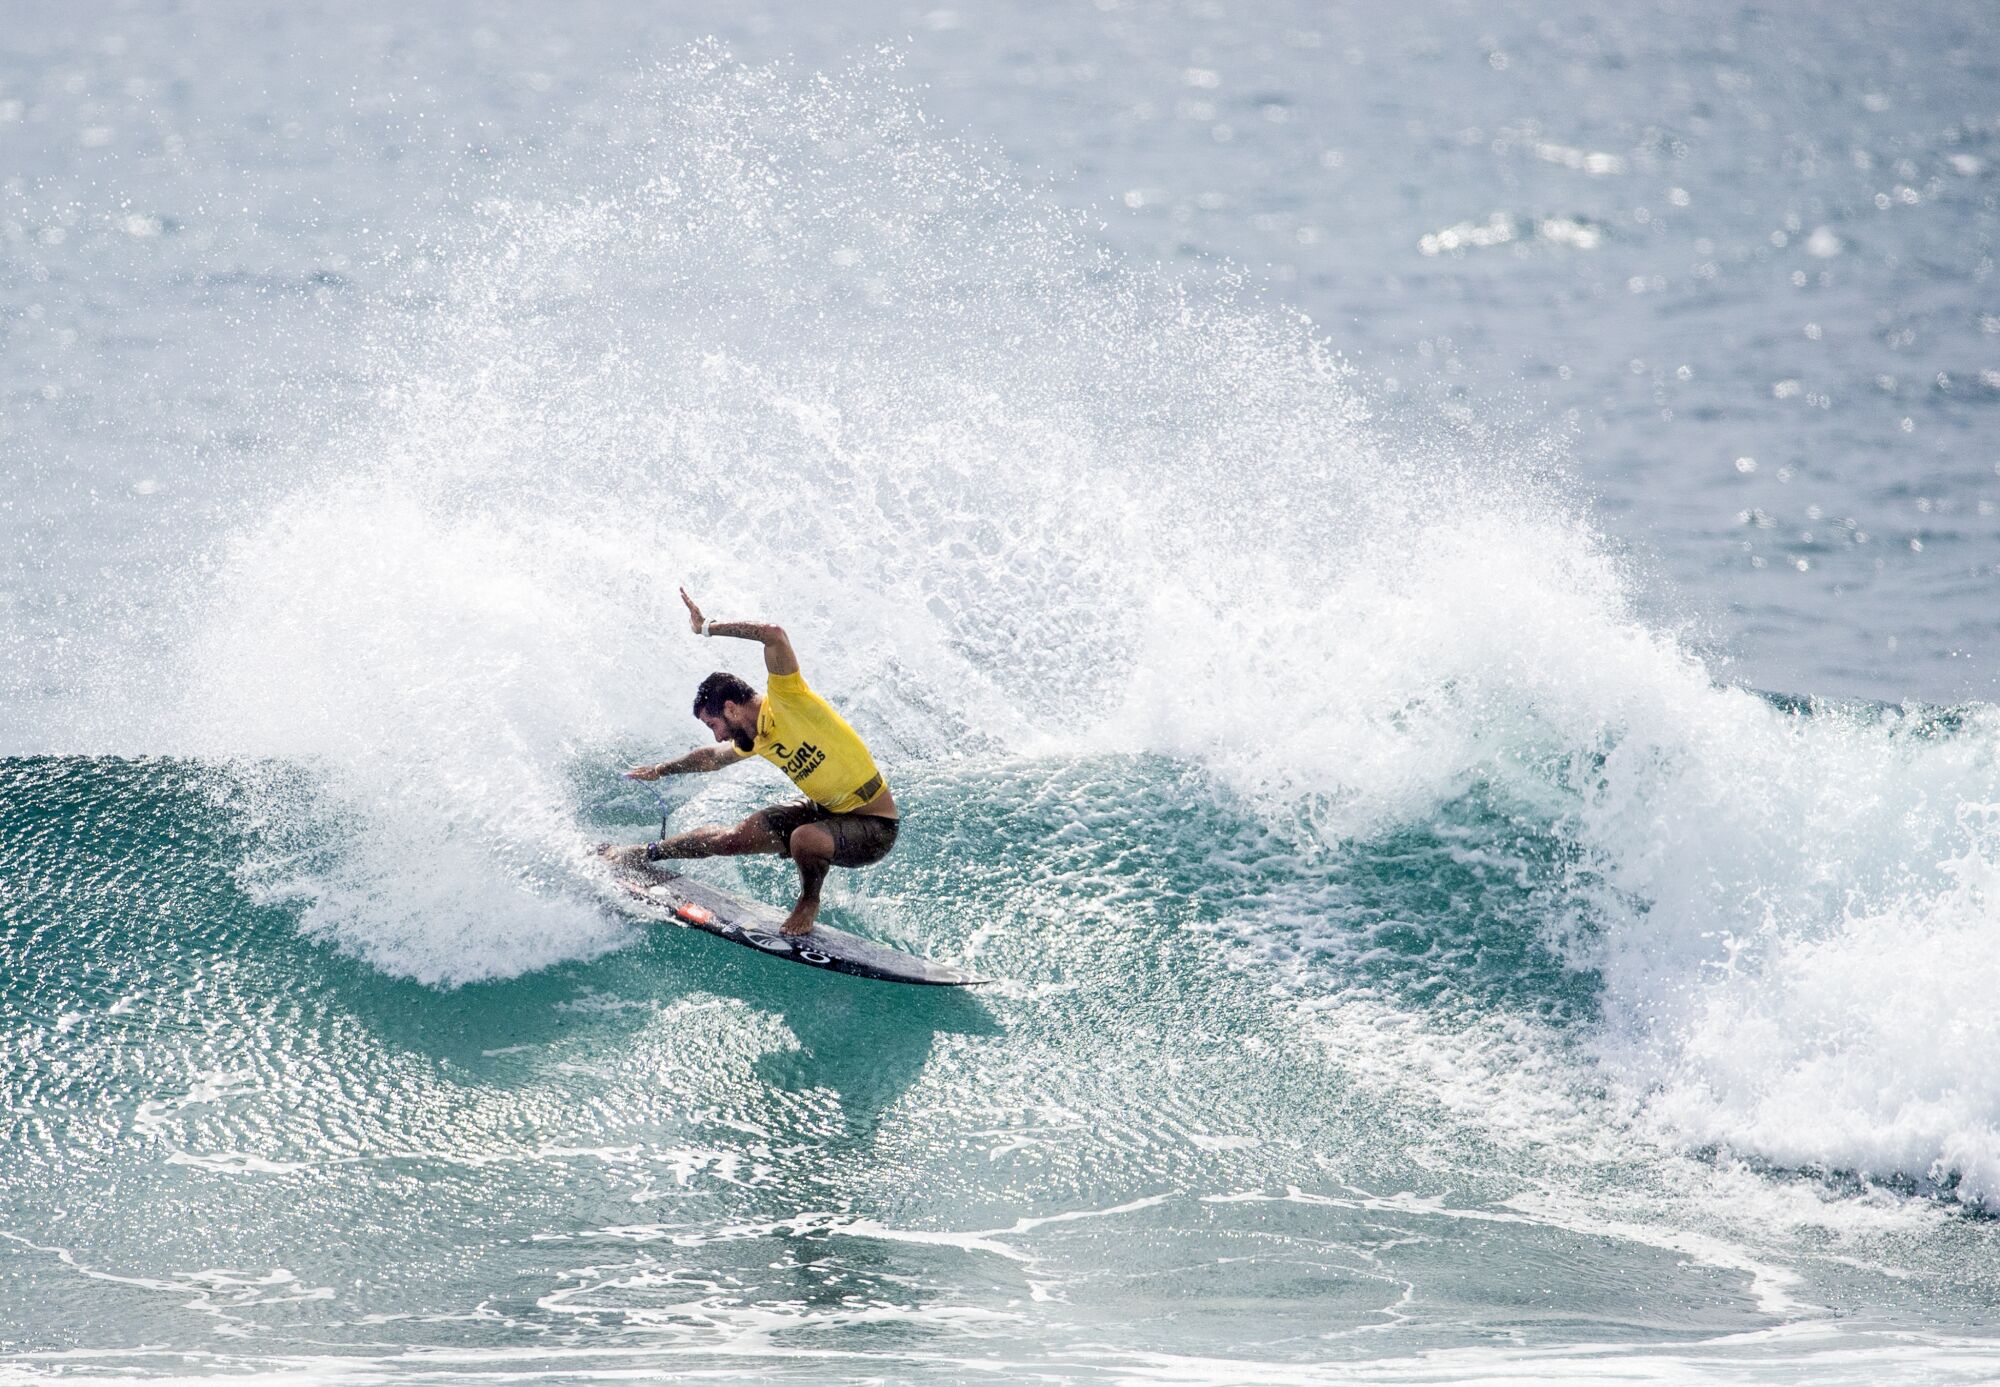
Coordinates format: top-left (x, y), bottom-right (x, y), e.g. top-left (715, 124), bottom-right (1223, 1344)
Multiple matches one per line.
top-left (679, 587), bottom-right (799, 676)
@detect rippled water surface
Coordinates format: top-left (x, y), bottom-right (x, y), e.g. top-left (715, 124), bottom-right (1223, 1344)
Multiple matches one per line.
top-left (5, 3), bottom-right (2000, 1383)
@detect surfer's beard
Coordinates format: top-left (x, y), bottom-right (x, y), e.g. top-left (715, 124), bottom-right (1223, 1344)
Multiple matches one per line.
top-left (731, 727), bottom-right (754, 753)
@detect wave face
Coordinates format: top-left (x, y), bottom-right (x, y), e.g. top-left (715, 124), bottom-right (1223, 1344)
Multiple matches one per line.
top-left (94, 51), bottom-right (1519, 983)
top-left (11, 46), bottom-right (2000, 1384)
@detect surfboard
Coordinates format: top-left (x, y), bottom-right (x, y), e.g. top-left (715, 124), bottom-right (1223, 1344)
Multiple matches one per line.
top-left (609, 861), bottom-right (986, 986)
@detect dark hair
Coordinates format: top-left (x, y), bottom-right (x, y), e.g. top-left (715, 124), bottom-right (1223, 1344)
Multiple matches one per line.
top-left (692, 671), bottom-right (757, 719)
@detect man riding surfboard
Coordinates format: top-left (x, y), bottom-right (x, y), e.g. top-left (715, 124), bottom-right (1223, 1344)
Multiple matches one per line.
top-left (600, 589), bottom-right (900, 936)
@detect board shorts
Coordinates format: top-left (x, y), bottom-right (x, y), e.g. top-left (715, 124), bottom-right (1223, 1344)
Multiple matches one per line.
top-left (758, 800), bottom-right (901, 868)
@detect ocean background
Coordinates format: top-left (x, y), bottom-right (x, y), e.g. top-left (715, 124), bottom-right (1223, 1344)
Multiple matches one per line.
top-left (6, 2), bottom-right (2000, 1381)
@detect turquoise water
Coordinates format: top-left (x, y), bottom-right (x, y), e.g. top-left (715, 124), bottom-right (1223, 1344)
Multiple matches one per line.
top-left (9, 749), bottom-right (2000, 1382)
top-left (9, 4), bottom-right (2000, 1381)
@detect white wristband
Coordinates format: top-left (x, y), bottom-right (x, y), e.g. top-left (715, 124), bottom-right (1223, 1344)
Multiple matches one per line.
top-left (702, 618), bottom-right (713, 637)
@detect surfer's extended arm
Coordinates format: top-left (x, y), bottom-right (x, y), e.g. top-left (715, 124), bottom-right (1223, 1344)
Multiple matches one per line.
top-left (626, 745), bottom-right (743, 780)
top-left (679, 587), bottom-right (799, 675)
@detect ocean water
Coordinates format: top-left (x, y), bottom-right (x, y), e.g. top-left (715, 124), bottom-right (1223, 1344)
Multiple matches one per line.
top-left (5, 3), bottom-right (2000, 1382)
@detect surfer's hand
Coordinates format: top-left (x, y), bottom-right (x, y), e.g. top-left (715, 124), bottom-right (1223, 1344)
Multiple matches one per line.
top-left (624, 762), bottom-right (665, 781)
top-left (680, 586), bottom-right (704, 635)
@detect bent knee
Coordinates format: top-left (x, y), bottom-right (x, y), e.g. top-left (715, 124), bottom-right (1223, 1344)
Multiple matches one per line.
top-left (787, 823), bottom-right (836, 864)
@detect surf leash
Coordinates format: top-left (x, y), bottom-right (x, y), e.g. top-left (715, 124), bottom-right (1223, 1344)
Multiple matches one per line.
top-left (624, 773), bottom-right (676, 841)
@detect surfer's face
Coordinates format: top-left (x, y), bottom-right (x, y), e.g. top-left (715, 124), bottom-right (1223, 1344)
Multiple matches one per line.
top-left (700, 703), bottom-right (757, 753)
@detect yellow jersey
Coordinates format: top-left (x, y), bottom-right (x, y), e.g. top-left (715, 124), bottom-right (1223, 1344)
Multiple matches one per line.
top-left (745, 670), bottom-right (888, 813)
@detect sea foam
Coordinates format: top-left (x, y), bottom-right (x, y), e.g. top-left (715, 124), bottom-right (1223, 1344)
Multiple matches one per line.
top-left (108, 52), bottom-right (2000, 1208)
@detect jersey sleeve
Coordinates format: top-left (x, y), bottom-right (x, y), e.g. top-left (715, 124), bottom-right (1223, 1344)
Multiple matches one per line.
top-left (765, 670), bottom-right (809, 699)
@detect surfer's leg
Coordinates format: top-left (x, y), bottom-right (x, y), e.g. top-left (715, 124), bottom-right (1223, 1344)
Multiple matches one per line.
top-left (646, 810), bottom-right (784, 860)
top-left (779, 822), bottom-right (836, 936)
top-left (824, 813), bottom-right (900, 868)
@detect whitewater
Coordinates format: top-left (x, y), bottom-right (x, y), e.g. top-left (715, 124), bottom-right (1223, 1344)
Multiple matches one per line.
top-left (6, 7), bottom-right (2000, 1383)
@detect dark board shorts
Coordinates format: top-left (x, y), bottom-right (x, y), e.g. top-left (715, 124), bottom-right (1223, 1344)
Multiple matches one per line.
top-left (759, 801), bottom-right (901, 868)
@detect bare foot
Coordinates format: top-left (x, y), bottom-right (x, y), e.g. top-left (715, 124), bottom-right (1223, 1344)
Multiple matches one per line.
top-left (780, 903), bottom-right (818, 936)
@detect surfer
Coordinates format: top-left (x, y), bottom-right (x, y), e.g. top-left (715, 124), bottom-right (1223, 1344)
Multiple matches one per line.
top-left (600, 589), bottom-right (899, 935)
